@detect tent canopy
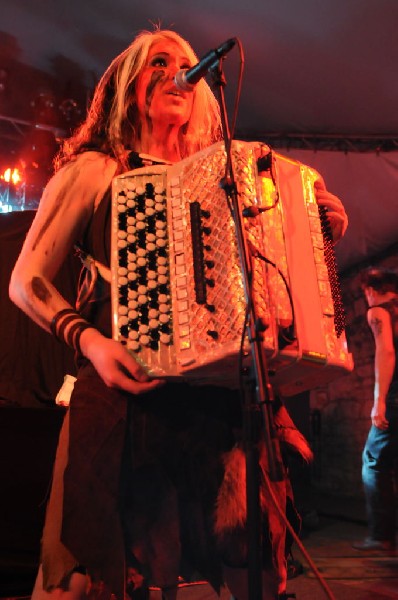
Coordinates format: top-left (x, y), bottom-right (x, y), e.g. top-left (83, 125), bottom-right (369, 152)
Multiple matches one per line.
top-left (0, 0), bottom-right (397, 271)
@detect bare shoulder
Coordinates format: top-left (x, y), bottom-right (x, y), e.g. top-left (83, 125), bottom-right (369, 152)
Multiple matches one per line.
top-left (30, 151), bottom-right (118, 240)
top-left (45, 152), bottom-right (117, 211)
top-left (12, 152), bottom-right (118, 278)
top-left (368, 305), bottom-right (390, 321)
top-left (68, 151), bottom-right (117, 178)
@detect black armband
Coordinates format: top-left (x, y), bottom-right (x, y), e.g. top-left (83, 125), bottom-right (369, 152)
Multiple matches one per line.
top-left (50, 308), bottom-right (93, 353)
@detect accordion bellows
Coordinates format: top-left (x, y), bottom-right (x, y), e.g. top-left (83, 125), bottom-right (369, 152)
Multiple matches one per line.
top-left (111, 141), bottom-right (353, 394)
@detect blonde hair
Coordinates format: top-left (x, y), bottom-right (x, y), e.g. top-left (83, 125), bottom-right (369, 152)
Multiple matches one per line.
top-left (56, 29), bottom-right (222, 171)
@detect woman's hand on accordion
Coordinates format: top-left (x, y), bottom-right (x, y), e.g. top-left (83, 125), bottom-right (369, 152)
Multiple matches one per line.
top-left (80, 327), bottom-right (165, 394)
top-left (314, 178), bottom-right (348, 242)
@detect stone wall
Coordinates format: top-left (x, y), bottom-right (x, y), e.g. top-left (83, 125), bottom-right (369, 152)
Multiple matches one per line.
top-left (308, 247), bottom-right (398, 497)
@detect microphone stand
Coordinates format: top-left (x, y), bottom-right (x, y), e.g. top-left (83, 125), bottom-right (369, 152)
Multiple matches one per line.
top-left (209, 61), bottom-right (285, 600)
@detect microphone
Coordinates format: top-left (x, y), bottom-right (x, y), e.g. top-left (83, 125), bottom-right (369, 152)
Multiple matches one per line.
top-left (174, 38), bottom-right (236, 91)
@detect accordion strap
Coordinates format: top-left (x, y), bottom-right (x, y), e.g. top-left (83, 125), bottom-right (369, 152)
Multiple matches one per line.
top-left (74, 245), bottom-right (111, 312)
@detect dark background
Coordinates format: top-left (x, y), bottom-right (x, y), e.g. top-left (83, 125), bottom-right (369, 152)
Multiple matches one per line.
top-left (0, 211), bottom-right (80, 594)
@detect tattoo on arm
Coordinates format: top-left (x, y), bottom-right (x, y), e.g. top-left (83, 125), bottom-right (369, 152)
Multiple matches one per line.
top-left (370, 316), bottom-right (383, 338)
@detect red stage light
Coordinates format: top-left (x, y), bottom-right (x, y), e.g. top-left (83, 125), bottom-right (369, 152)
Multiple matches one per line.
top-left (1, 167), bottom-right (23, 186)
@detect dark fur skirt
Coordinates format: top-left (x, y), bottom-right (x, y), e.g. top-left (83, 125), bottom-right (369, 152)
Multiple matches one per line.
top-left (41, 362), bottom-right (308, 599)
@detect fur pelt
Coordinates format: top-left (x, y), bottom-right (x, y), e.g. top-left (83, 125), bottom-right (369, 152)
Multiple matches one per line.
top-left (214, 403), bottom-right (312, 535)
top-left (273, 404), bottom-right (313, 463)
top-left (213, 403), bottom-right (311, 592)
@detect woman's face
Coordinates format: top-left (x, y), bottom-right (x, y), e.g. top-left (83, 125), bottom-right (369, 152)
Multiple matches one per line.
top-left (135, 39), bottom-right (195, 129)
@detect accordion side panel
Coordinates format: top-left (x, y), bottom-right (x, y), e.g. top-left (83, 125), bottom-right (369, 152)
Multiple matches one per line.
top-left (276, 156), bottom-right (328, 356)
top-left (265, 154), bottom-right (353, 396)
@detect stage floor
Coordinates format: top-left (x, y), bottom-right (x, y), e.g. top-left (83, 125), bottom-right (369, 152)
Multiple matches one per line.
top-left (2, 512), bottom-right (397, 600)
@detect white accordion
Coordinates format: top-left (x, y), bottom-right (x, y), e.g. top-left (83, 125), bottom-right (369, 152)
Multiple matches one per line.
top-left (111, 141), bottom-right (353, 395)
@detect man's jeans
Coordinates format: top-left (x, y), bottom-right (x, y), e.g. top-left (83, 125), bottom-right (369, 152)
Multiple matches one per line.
top-left (362, 410), bottom-right (398, 543)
